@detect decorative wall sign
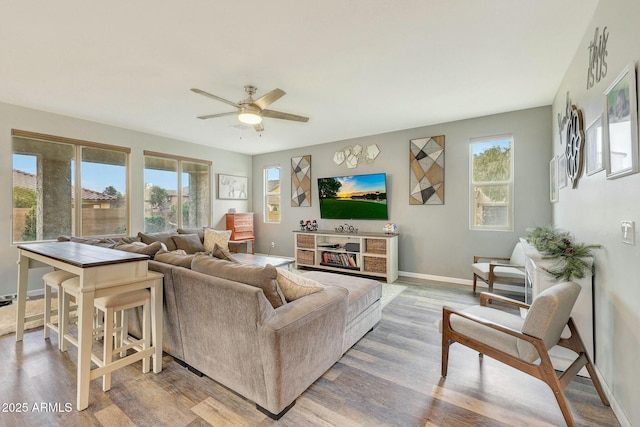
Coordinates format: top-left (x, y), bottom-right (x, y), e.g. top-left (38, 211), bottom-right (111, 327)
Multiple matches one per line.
top-left (333, 144), bottom-right (380, 168)
top-left (586, 115), bottom-right (604, 175)
top-left (604, 63), bottom-right (639, 179)
top-left (410, 135), bottom-right (444, 205)
top-left (564, 105), bottom-right (585, 188)
top-left (557, 91), bottom-right (572, 144)
top-left (586, 26), bottom-right (609, 90)
top-left (291, 155), bottom-right (311, 207)
top-left (218, 174), bottom-right (248, 200)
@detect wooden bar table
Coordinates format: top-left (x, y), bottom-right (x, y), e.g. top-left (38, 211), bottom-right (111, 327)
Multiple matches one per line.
top-left (15, 241), bottom-right (164, 410)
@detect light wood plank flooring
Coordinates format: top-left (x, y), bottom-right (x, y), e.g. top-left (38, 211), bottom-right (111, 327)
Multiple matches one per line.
top-left (0, 279), bottom-right (620, 426)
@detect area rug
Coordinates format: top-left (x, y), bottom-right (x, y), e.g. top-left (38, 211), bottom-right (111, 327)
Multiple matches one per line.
top-left (0, 298), bottom-right (56, 337)
top-left (381, 283), bottom-right (407, 309)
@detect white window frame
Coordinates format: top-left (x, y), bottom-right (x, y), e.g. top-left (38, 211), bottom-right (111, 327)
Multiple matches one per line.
top-left (469, 133), bottom-right (514, 231)
top-left (264, 165), bottom-right (281, 224)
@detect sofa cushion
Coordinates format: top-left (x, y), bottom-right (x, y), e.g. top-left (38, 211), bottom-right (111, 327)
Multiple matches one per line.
top-left (154, 249), bottom-right (195, 268)
top-left (138, 230), bottom-right (179, 251)
top-left (191, 255), bottom-right (285, 308)
top-left (204, 228), bottom-right (232, 252)
top-left (276, 268), bottom-right (324, 302)
top-left (211, 243), bottom-right (239, 263)
top-left (172, 233), bottom-right (205, 254)
top-left (114, 241), bottom-right (163, 257)
top-left (178, 227), bottom-right (205, 243)
top-left (301, 271), bottom-right (382, 324)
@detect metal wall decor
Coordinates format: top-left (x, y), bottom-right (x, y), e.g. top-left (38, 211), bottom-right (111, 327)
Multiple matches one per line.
top-left (586, 26), bottom-right (609, 90)
top-left (410, 135), bottom-right (445, 205)
top-left (333, 144), bottom-right (380, 168)
top-left (291, 155), bottom-right (311, 207)
top-left (565, 105), bottom-right (585, 188)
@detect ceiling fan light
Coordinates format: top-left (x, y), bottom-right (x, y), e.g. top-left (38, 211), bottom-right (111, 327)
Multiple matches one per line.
top-left (238, 107), bottom-right (263, 125)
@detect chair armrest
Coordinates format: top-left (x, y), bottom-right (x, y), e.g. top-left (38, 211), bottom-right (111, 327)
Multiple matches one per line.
top-left (480, 292), bottom-right (530, 309)
top-left (474, 255), bottom-right (510, 263)
top-left (258, 286), bottom-right (348, 413)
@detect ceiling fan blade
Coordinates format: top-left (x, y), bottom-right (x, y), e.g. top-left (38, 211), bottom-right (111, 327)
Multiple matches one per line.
top-left (197, 111), bottom-right (236, 120)
top-left (191, 88), bottom-right (239, 108)
top-left (253, 88), bottom-right (286, 110)
top-left (253, 122), bottom-right (264, 132)
top-left (262, 109), bottom-right (309, 122)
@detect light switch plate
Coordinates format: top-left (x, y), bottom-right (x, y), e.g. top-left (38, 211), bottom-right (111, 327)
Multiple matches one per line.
top-left (621, 221), bottom-right (635, 245)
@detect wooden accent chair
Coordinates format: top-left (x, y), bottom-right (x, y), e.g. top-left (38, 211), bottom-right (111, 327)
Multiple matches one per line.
top-left (441, 282), bottom-right (609, 427)
top-left (471, 241), bottom-right (526, 293)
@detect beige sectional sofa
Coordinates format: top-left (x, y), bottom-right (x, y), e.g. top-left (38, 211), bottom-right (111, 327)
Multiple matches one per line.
top-left (58, 231), bottom-right (382, 419)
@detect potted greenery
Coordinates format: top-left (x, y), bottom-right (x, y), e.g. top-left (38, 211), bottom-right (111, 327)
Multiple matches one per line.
top-left (525, 225), bottom-right (600, 281)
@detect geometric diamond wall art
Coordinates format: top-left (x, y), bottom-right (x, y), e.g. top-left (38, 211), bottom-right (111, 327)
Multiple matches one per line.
top-left (409, 136), bottom-right (445, 205)
top-left (291, 155), bottom-right (311, 207)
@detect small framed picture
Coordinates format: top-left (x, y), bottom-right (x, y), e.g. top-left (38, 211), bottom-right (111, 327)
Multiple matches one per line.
top-left (550, 156), bottom-right (558, 203)
top-left (217, 174), bottom-right (248, 200)
top-left (558, 154), bottom-right (568, 188)
top-left (603, 63), bottom-right (639, 179)
top-left (586, 115), bottom-right (604, 175)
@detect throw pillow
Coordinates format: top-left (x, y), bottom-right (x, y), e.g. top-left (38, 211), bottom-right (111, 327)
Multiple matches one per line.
top-left (171, 233), bottom-right (205, 254)
top-left (114, 241), bottom-right (163, 257)
top-left (138, 230), bottom-right (179, 251)
top-left (191, 255), bottom-right (285, 308)
top-left (276, 268), bottom-right (324, 302)
top-left (211, 243), bottom-right (239, 263)
top-left (154, 249), bottom-right (194, 268)
top-left (203, 228), bottom-right (232, 252)
top-left (177, 227), bottom-right (205, 243)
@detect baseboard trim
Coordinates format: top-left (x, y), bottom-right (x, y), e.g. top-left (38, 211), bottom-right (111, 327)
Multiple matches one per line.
top-left (398, 271), bottom-right (473, 286)
top-left (593, 365), bottom-right (632, 427)
top-left (397, 271), bottom-right (524, 293)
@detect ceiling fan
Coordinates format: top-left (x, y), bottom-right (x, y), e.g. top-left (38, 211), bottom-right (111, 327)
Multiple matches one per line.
top-left (191, 85), bottom-right (309, 132)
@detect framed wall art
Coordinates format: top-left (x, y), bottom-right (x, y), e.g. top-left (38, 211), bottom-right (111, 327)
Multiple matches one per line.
top-left (291, 155), bottom-right (311, 207)
top-left (410, 135), bottom-right (445, 205)
top-left (217, 174), bottom-right (248, 200)
top-left (550, 156), bottom-right (558, 203)
top-left (558, 154), bottom-right (568, 188)
top-left (603, 63), bottom-right (639, 179)
top-left (586, 115), bottom-right (604, 175)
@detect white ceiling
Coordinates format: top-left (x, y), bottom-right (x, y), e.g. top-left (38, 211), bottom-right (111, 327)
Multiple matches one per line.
top-left (0, 1), bottom-right (598, 155)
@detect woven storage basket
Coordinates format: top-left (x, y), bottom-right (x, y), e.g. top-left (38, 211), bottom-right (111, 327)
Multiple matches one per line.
top-left (297, 249), bottom-right (315, 265)
top-left (297, 234), bottom-right (315, 249)
top-left (363, 256), bottom-right (386, 274)
top-left (365, 239), bottom-right (387, 255)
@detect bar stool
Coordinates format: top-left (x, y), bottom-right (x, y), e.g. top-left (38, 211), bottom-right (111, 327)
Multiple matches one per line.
top-left (60, 277), bottom-right (152, 392)
top-left (43, 270), bottom-right (77, 348)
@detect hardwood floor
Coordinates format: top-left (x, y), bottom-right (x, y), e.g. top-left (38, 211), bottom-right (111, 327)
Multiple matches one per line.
top-left (0, 279), bottom-right (620, 427)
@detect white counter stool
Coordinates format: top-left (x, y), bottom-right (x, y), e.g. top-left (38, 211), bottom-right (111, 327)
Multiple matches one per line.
top-left (60, 277), bottom-right (152, 392)
top-left (43, 270), bottom-right (78, 348)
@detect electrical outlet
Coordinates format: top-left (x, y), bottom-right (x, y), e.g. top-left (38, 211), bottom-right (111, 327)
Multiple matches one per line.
top-left (270, 241), bottom-right (276, 248)
top-left (621, 221), bottom-right (635, 245)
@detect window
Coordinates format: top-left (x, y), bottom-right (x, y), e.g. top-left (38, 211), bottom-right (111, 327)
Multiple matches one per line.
top-left (264, 166), bottom-right (280, 223)
top-left (143, 152), bottom-right (211, 232)
top-left (12, 130), bottom-right (130, 242)
top-left (470, 134), bottom-right (514, 230)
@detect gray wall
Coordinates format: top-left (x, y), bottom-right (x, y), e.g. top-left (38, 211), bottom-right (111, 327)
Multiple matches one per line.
top-left (0, 101), bottom-right (252, 297)
top-left (252, 106), bottom-right (552, 282)
top-left (552, 0), bottom-right (639, 425)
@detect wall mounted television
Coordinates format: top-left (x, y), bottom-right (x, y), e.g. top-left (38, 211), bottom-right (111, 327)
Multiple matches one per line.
top-left (317, 173), bottom-right (388, 220)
